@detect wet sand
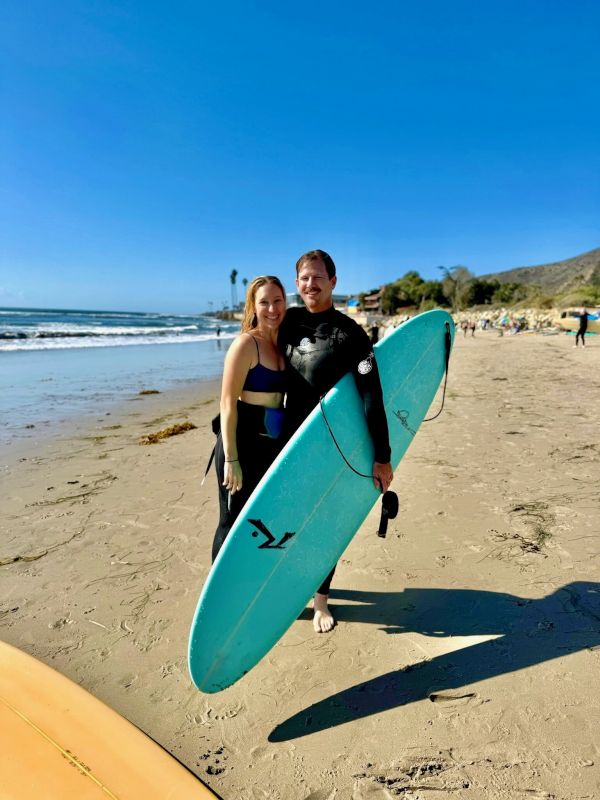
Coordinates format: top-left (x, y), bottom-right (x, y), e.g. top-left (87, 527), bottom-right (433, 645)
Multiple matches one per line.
top-left (1, 331), bottom-right (599, 799)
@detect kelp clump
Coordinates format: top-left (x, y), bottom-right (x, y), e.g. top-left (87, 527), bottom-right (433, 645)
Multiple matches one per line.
top-left (140, 422), bottom-right (197, 445)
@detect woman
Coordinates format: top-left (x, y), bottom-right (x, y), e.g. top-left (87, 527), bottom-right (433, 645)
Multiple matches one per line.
top-left (212, 276), bottom-right (287, 561)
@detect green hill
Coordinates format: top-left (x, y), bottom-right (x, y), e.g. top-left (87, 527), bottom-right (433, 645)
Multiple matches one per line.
top-left (479, 247), bottom-right (600, 294)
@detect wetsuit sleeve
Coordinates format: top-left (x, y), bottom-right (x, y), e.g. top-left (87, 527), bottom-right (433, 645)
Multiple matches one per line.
top-left (349, 325), bottom-right (391, 464)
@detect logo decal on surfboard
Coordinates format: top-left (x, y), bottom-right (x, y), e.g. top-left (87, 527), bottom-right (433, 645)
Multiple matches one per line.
top-left (248, 518), bottom-right (296, 549)
top-left (393, 409), bottom-right (416, 437)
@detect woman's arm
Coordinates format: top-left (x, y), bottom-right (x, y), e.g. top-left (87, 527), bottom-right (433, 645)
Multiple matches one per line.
top-left (220, 335), bottom-right (253, 493)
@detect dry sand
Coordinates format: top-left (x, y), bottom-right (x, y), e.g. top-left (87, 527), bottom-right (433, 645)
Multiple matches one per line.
top-left (1, 332), bottom-right (599, 800)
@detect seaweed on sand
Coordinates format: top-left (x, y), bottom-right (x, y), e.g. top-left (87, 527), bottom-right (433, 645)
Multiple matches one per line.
top-left (139, 422), bottom-right (197, 445)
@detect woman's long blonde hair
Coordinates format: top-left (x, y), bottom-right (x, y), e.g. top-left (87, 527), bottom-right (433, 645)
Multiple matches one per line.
top-left (240, 276), bottom-right (286, 333)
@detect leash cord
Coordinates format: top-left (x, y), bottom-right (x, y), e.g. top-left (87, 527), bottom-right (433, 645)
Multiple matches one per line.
top-left (423, 321), bottom-right (451, 422)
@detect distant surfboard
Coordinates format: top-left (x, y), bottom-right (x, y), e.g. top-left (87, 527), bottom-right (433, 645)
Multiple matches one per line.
top-left (0, 640), bottom-right (221, 799)
top-left (189, 309), bottom-right (454, 693)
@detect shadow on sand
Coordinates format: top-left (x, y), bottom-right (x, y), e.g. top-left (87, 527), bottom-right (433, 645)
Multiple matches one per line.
top-left (269, 581), bottom-right (600, 741)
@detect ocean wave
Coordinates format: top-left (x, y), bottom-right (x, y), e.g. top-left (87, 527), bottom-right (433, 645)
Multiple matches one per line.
top-left (0, 332), bottom-right (236, 352)
top-left (0, 324), bottom-right (202, 340)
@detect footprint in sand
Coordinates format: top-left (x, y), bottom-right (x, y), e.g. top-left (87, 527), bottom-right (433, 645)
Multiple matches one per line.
top-left (189, 702), bottom-right (244, 727)
top-left (119, 672), bottom-right (138, 689)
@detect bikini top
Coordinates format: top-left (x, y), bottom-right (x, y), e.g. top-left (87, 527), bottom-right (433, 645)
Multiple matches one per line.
top-left (242, 335), bottom-right (286, 393)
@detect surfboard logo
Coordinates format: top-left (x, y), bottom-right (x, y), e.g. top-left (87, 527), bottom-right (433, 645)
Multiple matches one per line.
top-left (248, 518), bottom-right (296, 549)
top-left (393, 409), bottom-right (416, 437)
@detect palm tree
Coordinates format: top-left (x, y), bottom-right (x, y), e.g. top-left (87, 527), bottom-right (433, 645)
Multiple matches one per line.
top-left (230, 269), bottom-right (238, 309)
top-left (438, 265), bottom-right (473, 312)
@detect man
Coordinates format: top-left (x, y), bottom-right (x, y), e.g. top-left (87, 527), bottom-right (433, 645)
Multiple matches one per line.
top-left (279, 249), bottom-right (393, 633)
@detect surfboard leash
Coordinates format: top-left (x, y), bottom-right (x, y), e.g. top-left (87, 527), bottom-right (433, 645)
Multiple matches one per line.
top-left (423, 321), bottom-right (452, 422)
top-left (318, 397), bottom-right (398, 538)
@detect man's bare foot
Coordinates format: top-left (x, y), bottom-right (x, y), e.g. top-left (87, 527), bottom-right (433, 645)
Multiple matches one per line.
top-left (313, 592), bottom-right (335, 633)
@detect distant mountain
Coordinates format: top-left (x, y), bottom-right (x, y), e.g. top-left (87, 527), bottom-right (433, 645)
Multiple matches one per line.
top-left (479, 247), bottom-right (600, 294)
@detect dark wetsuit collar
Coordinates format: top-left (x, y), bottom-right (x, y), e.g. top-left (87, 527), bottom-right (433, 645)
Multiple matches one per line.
top-left (301, 305), bottom-right (336, 322)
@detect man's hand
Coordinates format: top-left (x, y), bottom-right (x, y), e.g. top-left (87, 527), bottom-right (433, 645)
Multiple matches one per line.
top-left (373, 461), bottom-right (393, 493)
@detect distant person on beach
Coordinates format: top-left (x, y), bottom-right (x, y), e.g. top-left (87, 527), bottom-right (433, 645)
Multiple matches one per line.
top-left (369, 323), bottom-right (379, 344)
top-left (216, 325), bottom-right (221, 337)
top-left (461, 320), bottom-right (468, 337)
top-left (574, 308), bottom-right (588, 348)
top-left (279, 249), bottom-right (393, 634)
top-left (468, 320), bottom-right (476, 337)
top-left (211, 276), bottom-right (287, 561)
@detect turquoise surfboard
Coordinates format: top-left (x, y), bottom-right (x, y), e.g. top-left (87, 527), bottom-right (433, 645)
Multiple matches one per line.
top-left (189, 309), bottom-right (454, 693)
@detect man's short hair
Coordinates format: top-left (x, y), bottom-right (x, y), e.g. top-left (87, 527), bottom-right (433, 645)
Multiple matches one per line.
top-left (295, 249), bottom-right (336, 279)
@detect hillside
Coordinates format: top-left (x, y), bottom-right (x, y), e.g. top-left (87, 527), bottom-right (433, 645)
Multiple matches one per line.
top-left (479, 246), bottom-right (600, 293)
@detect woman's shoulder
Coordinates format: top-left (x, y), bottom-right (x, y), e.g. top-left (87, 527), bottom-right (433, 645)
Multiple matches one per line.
top-left (226, 332), bottom-right (257, 360)
top-left (238, 331), bottom-right (258, 344)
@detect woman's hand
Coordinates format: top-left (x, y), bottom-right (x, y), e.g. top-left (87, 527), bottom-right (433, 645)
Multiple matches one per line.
top-left (223, 460), bottom-right (243, 494)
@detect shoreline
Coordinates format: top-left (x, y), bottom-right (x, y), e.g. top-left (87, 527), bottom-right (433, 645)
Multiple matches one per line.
top-left (0, 337), bottom-right (232, 457)
top-left (2, 376), bottom-right (222, 472)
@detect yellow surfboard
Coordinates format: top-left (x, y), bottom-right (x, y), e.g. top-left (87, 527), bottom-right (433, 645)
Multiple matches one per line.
top-left (0, 640), bottom-right (221, 800)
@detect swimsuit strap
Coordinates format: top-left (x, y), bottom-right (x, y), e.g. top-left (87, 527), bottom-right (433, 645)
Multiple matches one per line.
top-left (245, 333), bottom-right (261, 365)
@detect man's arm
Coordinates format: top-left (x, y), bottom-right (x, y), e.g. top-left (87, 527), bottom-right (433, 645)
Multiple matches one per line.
top-left (349, 325), bottom-right (394, 492)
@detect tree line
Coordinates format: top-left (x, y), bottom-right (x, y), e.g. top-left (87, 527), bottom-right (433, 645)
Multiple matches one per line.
top-left (361, 266), bottom-right (600, 315)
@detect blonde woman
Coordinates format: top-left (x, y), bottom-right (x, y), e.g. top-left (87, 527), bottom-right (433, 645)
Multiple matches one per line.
top-left (212, 276), bottom-right (287, 560)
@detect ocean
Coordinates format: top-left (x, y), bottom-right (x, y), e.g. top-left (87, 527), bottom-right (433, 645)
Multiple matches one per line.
top-left (0, 307), bottom-right (240, 450)
top-left (0, 307), bottom-right (239, 351)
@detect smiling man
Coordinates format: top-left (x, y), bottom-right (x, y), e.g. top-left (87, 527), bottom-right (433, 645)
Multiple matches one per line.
top-left (279, 249), bottom-right (393, 633)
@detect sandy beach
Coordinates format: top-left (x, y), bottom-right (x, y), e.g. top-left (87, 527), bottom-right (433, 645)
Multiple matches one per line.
top-left (1, 331), bottom-right (599, 800)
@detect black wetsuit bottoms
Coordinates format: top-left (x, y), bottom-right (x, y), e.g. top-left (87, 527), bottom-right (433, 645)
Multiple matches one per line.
top-left (212, 401), bottom-right (283, 562)
top-left (576, 313), bottom-right (588, 346)
top-left (576, 322), bottom-right (588, 346)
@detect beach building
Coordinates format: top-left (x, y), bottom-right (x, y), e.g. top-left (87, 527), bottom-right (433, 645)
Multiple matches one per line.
top-left (362, 289), bottom-right (383, 314)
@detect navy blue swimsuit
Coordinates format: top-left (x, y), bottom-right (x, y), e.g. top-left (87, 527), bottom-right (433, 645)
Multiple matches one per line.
top-left (243, 336), bottom-right (286, 393)
top-left (242, 335), bottom-right (285, 438)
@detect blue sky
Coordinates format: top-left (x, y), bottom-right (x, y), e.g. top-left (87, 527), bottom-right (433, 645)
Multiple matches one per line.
top-left (1, 0), bottom-right (599, 313)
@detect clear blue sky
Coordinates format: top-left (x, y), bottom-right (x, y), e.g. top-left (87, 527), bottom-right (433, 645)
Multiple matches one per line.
top-left (1, 1), bottom-right (599, 313)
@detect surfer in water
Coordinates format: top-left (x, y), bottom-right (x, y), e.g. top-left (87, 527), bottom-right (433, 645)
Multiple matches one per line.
top-left (279, 250), bottom-right (393, 633)
top-left (212, 276), bottom-right (287, 561)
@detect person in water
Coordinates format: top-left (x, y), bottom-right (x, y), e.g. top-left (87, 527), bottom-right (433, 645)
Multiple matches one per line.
top-left (212, 276), bottom-right (287, 561)
top-left (279, 249), bottom-right (393, 633)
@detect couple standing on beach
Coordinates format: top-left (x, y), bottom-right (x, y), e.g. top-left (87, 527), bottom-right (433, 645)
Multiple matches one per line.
top-left (212, 249), bottom-right (393, 633)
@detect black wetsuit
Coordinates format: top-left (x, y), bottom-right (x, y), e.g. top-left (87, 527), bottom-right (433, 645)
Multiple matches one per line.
top-left (576, 312), bottom-right (588, 346)
top-left (212, 403), bottom-right (284, 561)
top-left (279, 305), bottom-right (391, 594)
